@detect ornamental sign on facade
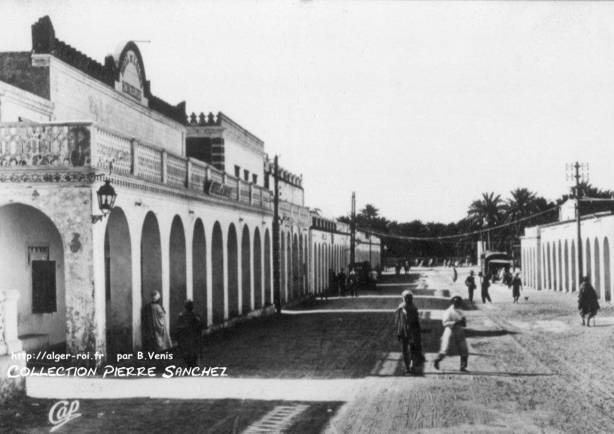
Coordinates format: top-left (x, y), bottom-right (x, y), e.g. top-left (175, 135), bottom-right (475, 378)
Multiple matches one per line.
top-left (116, 44), bottom-right (147, 105)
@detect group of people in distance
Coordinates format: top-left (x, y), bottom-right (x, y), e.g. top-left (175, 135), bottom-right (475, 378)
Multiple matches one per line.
top-left (464, 269), bottom-right (524, 304)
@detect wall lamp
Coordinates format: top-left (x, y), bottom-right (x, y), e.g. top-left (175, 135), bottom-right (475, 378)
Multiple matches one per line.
top-left (92, 179), bottom-right (117, 223)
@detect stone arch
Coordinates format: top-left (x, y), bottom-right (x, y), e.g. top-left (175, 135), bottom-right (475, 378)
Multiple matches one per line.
top-left (192, 219), bottom-right (207, 325)
top-left (169, 215), bottom-right (186, 335)
top-left (0, 203), bottom-right (66, 349)
top-left (241, 225), bottom-right (251, 314)
top-left (141, 212), bottom-right (162, 306)
top-left (211, 222), bottom-right (224, 324)
top-left (254, 228), bottom-right (262, 309)
top-left (105, 207), bottom-right (132, 355)
top-left (227, 223), bottom-right (239, 318)
top-left (594, 238), bottom-right (601, 299)
top-left (605, 237), bottom-right (611, 301)
top-left (264, 229), bottom-right (272, 305)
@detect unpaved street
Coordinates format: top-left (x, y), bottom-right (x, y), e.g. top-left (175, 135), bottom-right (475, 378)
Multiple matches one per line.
top-left (5, 268), bottom-right (614, 433)
top-left (326, 268), bottom-right (614, 434)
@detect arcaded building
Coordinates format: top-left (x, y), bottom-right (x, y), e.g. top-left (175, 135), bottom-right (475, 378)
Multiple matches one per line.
top-left (0, 16), bottom-right (382, 365)
top-left (521, 199), bottom-right (614, 303)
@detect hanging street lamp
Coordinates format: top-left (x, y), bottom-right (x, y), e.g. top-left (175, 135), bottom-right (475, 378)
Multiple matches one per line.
top-left (92, 179), bottom-right (117, 223)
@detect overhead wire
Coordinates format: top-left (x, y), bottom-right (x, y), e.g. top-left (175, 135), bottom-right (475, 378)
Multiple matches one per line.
top-left (358, 205), bottom-right (559, 242)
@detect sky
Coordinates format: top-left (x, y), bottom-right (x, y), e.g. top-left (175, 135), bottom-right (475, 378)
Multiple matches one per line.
top-left (2, 1), bottom-right (614, 223)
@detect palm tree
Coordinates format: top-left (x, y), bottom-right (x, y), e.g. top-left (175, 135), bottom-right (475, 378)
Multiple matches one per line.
top-left (468, 192), bottom-right (504, 227)
top-left (468, 192), bottom-right (505, 250)
top-left (505, 188), bottom-right (538, 222)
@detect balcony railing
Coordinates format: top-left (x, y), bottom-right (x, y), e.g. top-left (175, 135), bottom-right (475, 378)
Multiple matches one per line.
top-left (0, 121), bottom-right (273, 211)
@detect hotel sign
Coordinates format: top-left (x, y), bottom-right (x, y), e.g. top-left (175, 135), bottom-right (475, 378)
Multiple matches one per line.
top-left (205, 180), bottom-right (234, 199)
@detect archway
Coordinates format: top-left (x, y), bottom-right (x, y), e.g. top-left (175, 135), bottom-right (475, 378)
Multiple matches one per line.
top-left (193, 219), bottom-right (207, 325)
top-left (105, 207), bottom-right (132, 355)
top-left (604, 237), bottom-right (611, 301)
top-left (211, 222), bottom-right (224, 324)
top-left (0, 203), bottom-right (65, 350)
top-left (254, 228), bottom-right (262, 309)
top-left (264, 229), bottom-right (272, 305)
top-left (141, 212), bottom-right (162, 306)
top-left (169, 216), bottom-right (186, 335)
top-left (227, 224), bottom-right (239, 318)
top-left (241, 225), bottom-right (251, 314)
top-left (594, 238), bottom-right (601, 299)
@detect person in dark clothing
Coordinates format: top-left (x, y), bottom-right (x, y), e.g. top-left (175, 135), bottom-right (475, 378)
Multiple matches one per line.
top-left (394, 290), bottom-right (424, 375)
top-left (465, 271), bottom-right (477, 303)
top-left (511, 272), bottom-right (523, 303)
top-left (338, 271), bottom-right (347, 296)
top-left (578, 276), bottom-right (600, 326)
top-left (479, 272), bottom-right (492, 303)
top-left (174, 300), bottom-right (204, 367)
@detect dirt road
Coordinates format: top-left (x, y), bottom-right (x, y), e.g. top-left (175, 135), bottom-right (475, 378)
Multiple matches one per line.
top-left (326, 268), bottom-right (614, 434)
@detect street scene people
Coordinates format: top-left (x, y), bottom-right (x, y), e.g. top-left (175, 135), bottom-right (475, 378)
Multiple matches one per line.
top-left (511, 272), bottom-right (523, 303)
top-left (433, 296), bottom-right (468, 372)
top-left (578, 276), bottom-right (600, 326)
top-left (479, 272), bottom-right (492, 303)
top-left (174, 300), bottom-right (204, 367)
top-left (465, 270), bottom-right (476, 303)
top-left (394, 290), bottom-right (425, 375)
top-left (141, 290), bottom-right (172, 353)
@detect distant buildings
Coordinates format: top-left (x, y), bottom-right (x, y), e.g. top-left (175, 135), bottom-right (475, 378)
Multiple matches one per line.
top-left (521, 198), bottom-right (614, 302)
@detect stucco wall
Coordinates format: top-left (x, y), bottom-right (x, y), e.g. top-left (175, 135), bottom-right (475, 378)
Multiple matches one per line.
top-left (47, 57), bottom-right (185, 156)
top-left (0, 204), bottom-right (66, 345)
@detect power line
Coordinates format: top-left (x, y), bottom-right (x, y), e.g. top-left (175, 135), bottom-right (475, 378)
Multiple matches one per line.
top-left (359, 206), bottom-right (559, 242)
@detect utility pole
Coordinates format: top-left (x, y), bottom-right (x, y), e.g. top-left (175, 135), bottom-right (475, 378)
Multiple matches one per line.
top-left (350, 192), bottom-right (356, 268)
top-left (272, 155), bottom-right (281, 314)
top-left (567, 162), bottom-right (588, 284)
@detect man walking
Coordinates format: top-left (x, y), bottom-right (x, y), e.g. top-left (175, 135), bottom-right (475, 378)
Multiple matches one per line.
top-left (578, 276), bottom-right (600, 326)
top-left (433, 296), bottom-right (468, 372)
top-left (465, 271), bottom-right (476, 303)
top-left (394, 290), bottom-right (424, 375)
top-left (174, 300), bottom-right (204, 367)
top-left (511, 272), bottom-right (523, 303)
top-left (479, 272), bottom-right (492, 303)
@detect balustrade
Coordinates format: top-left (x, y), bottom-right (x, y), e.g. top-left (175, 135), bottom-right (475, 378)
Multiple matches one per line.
top-left (0, 122), bottom-right (272, 212)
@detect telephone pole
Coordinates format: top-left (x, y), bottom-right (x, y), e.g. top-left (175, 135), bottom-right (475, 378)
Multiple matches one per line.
top-left (567, 162), bottom-right (588, 285)
top-left (350, 192), bottom-right (356, 268)
top-left (272, 155), bottom-right (281, 314)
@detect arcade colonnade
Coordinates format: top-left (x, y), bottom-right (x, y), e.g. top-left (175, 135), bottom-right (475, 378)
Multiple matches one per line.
top-left (521, 217), bottom-right (614, 303)
top-left (0, 182), bottom-right (363, 356)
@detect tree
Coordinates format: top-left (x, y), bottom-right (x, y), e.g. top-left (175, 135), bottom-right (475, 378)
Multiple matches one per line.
top-left (468, 192), bottom-right (505, 228)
